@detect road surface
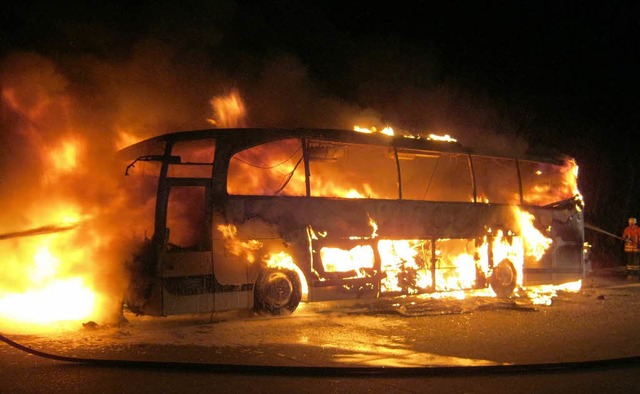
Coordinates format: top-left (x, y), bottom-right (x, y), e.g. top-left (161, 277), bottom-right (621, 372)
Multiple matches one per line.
top-left (2, 272), bottom-right (640, 393)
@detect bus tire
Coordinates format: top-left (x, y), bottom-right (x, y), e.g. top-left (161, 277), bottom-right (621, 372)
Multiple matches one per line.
top-left (490, 259), bottom-right (517, 298)
top-left (254, 268), bottom-right (302, 316)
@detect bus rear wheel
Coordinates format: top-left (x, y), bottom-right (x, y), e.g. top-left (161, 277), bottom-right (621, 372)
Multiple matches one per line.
top-left (254, 268), bottom-right (302, 316)
top-left (490, 259), bottom-right (517, 298)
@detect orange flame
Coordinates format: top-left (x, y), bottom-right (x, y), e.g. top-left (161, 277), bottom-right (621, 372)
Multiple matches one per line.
top-left (265, 252), bottom-right (309, 297)
top-left (427, 133), bottom-right (457, 142)
top-left (0, 61), bottom-right (135, 330)
top-left (0, 214), bottom-right (104, 327)
top-left (321, 245), bottom-right (375, 275)
top-left (217, 224), bottom-right (263, 263)
top-left (353, 126), bottom-right (394, 136)
top-left (208, 88), bottom-right (246, 128)
top-left (218, 225), bottom-right (309, 298)
top-left (48, 137), bottom-right (81, 173)
top-left (514, 207), bottom-right (552, 260)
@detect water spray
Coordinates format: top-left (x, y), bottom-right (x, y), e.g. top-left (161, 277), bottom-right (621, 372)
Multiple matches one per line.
top-left (584, 222), bottom-right (640, 247)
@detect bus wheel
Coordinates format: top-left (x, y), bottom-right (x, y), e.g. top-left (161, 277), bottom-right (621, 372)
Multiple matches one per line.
top-left (254, 268), bottom-right (302, 316)
top-left (490, 259), bottom-right (517, 298)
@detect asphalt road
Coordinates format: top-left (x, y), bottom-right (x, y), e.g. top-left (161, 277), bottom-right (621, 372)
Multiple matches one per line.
top-left (2, 272), bottom-right (640, 393)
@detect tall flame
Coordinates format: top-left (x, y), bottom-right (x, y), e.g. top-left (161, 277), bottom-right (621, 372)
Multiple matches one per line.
top-left (0, 55), bottom-right (139, 330)
top-left (514, 207), bottom-right (552, 261)
top-left (208, 88), bottom-right (247, 128)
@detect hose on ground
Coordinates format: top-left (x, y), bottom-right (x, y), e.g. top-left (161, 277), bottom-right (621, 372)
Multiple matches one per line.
top-left (1, 331), bottom-right (639, 376)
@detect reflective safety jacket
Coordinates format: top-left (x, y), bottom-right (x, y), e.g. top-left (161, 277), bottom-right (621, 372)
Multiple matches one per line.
top-left (623, 224), bottom-right (640, 252)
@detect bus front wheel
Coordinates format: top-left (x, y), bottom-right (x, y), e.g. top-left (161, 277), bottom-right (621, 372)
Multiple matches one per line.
top-left (254, 268), bottom-right (302, 316)
top-left (490, 259), bottom-right (517, 298)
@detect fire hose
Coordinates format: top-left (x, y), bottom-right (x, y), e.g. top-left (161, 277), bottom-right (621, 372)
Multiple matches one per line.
top-left (1, 331), bottom-right (640, 375)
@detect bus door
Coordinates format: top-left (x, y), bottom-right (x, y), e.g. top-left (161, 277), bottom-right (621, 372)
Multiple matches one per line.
top-left (160, 179), bottom-right (214, 315)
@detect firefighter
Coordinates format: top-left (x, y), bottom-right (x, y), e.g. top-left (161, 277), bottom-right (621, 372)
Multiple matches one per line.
top-left (623, 217), bottom-right (640, 278)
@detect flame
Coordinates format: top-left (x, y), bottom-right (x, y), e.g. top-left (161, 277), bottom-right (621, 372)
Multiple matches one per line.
top-left (441, 252), bottom-right (478, 290)
top-left (265, 252), bottom-right (309, 298)
top-left (485, 229), bottom-right (524, 287)
top-left (115, 127), bottom-right (149, 151)
top-left (564, 159), bottom-right (580, 196)
top-left (0, 278), bottom-right (95, 324)
top-left (311, 207), bottom-right (553, 299)
top-left (353, 126), bottom-right (394, 136)
top-left (564, 159), bottom-right (584, 209)
top-left (427, 133), bottom-right (457, 142)
top-left (321, 245), bottom-right (375, 275)
top-left (514, 207), bottom-right (552, 260)
top-left (220, 183), bottom-right (558, 303)
top-left (47, 136), bottom-right (82, 174)
top-left (379, 239), bottom-right (428, 293)
top-left (520, 280), bottom-right (583, 306)
top-left (353, 127), bottom-right (457, 142)
top-left (317, 217), bottom-right (378, 275)
top-left (217, 224), bottom-right (263, 263)
top-left (0, 214), bottom-right (106, 327)
top-left (0, 61), bottom-right (138, 330)
top-left (217, 225), bottom-right (309, 297)
top-left (368, 215), bottom-right (378, 238)
top-left (353, 125), bottom-right (374, 134)
top-left (208, 88), bottom-right (246, 128)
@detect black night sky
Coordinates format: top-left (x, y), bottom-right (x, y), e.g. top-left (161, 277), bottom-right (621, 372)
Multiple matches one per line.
top-left (0, 1), bottom-right (638, 265)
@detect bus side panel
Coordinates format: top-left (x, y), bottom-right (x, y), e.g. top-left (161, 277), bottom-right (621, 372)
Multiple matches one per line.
top-left (211, 214), bottom-right (310, 310)
top-left (524, 206), bottom-right (585, 286)
top-left (211, 239), bottom-right (252, 285)
top-left (160, 251), bottom-right (214, 315)
top-left (208, 238), bottom-right (257, 312)
top-left (223, 196), bottom-right (585, 290)
top-left (224, 197), bottom-right (514, 240)
top-left (214, 290), bottom-right (253, 311)
top-left (162, 292), bottom-right (215, 315)
top-left (211, 216), bottom-right (292, 286)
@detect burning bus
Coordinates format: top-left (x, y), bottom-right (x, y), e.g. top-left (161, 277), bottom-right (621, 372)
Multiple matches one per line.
top-left (119, 127), bottom-right (585, 316)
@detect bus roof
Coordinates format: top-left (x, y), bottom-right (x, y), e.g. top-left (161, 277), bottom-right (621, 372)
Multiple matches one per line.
top-left (117, 127), bottom-right (570, 165)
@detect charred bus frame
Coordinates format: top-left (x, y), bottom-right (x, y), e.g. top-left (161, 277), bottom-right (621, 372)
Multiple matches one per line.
top-left (120, 128), bottom-right (585, 316)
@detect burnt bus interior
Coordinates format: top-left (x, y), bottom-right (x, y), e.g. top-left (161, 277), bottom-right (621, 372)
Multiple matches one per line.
top-left (120, 128), bottom-right (585, 317)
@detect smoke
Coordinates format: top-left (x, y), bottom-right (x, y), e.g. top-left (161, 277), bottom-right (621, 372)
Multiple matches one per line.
top-left (241, 54), bottom-right (383, 129)
top-left (385, 84), bottom-right (530, 156)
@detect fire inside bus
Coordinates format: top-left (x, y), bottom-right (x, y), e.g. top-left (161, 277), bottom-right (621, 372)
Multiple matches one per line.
top-left (119, 128), bottom-right (585, 316)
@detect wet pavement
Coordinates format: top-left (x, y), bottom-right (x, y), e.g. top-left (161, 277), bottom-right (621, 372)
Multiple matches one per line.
top-left (2, 269), bottom-right (640, 393)
top-left (2, 268), bottom-right (639, 363)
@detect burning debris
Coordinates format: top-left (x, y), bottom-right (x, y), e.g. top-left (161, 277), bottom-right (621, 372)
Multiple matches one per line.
top-left (393, 297), bottom-right (539, 317)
